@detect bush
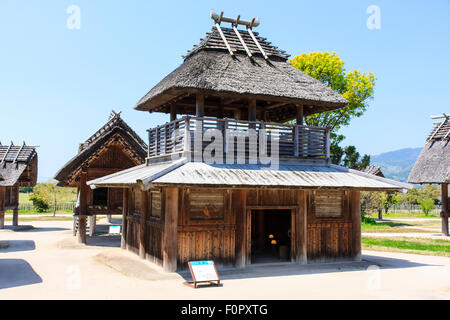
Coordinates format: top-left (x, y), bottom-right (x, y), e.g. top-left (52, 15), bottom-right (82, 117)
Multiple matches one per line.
top-left (419, 198), bottom-right (435, 216)
top-left (29, 194), bottom-right (50, 213)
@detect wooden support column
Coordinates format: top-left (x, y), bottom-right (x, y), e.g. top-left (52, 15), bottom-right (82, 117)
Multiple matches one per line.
top-left (296, 105), bottom-right (304, 125)
top-left (88, 215), bottom-right (96, 236)
top-left (139, 189), bottom-right (148, 259)
top-left (77, 172), bottom-right (88, 244)
top-left (12, 186), bottom-right (18, 226)
top-left (196, 94), bottom-right (205, 117)
top-left (350, 190), bottom-right (362, 261)
top-left (0, 187), bottom-right (5, 229)
top-left (77, 216), bottom-right (87, 244)
top-left (106, 215), bottom-right (112, 223)
top-left (12, 208), bottom-right (18, 227)
top-left (296, 189), bottom-right (308, 264)
top-left (441, 183), bottom-right (449, 236)
top-left (163, 187), bottom-right (179, 272)
top-left (234, 189), bottom-right (247, 268)
top-left (121, 188), bottom-right (128, 249)
top-left (248, 99), bottom-right (257, 122)
top-left (170, 104), bottom-right (177, 121)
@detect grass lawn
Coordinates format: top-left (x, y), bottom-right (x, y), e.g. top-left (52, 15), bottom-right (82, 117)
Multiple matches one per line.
top-left (4, 216), bottom-right (74, 222)
top-left (362, 221), bottom-right (436, 233)
top-left (367, 211), bottom-right (440, 219)
top-left (362, 236), bottom-right (450, 257)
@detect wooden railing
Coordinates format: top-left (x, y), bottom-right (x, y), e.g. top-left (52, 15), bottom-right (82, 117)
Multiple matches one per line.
top-left (147, 117), bottom-right (330, 160)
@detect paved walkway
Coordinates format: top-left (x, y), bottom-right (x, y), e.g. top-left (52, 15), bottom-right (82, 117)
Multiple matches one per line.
top-left (1, 220), bottom-right (450, 299)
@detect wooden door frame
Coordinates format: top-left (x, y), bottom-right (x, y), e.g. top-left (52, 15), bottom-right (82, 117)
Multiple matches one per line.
top-left (246, 205), bottom-right (298, 265)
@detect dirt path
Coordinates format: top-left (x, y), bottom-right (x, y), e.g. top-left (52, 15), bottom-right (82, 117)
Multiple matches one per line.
top-left (1, 220), bottom-right (450, 299)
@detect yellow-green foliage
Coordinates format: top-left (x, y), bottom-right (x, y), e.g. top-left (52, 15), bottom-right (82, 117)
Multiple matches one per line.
top-left (289, 51), bottom-right (376, 131)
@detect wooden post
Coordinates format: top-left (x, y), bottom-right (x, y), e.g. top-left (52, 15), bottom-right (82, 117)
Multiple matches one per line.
top-left (256, 210), bottom-right (265, 252)
top-left (12, 208), bottom-right (18, 227)
top-left (77, 172), bottom-right (88, 244)
top-left (441, 183), bottom-right (449, 236)
top-left (350, 190), bottom-right (362, 261)
top-left (296, 105), bottom-right (304, 125)
top-left (234, 189), bottom-right (247, 268)
top-left (89, 215), bottom-right (96, 236)
top-left (170, 104), bottom-right (177, 121)
top-left (0, 187), bottom-right (5, 229)
top-left (121, 188), bottom-right (128, 249)
top-left (106, 214), bottom-right (112, 223)
top-left (0, 212), bottom-right (4, 229)
top-left (296, 190), bottom-right (308, 264)
top-left (139, 189), bottom-right (148, 259)
top-left (196, 94), bottom-right (204, 117)
top-left (248, 99), bottom-right (257, 122)
top-left (77, 216), bottom-right (87, 244)
top-left (163, 187), bottom-right (179, 272)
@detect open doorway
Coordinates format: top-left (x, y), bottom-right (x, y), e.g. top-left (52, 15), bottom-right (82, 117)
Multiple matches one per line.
top-left (250, 209), bottom-right (292, 264)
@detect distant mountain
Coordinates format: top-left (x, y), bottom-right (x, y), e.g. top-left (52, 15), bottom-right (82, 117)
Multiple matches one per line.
top-left (370, 147), bottom-right (422, 182)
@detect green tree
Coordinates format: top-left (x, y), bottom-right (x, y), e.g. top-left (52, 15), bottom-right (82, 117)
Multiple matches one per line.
top-left (419, 198), bottom-right (435, 216)
top-left (29, 193), bottom-right (50, 212)
top-left (289, 52), bottom-right (375, 168)
top-left (289, 51), bottom-right (376, 131)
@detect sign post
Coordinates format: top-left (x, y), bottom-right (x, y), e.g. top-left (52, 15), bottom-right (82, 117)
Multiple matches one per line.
top-left (184, 260), bottom-right (221, 288)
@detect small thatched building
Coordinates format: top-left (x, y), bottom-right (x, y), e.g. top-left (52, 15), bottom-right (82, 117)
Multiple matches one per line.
top-left (0, 142), bottom-right (38, 228)
top-left (362, 165), bottom-right (384, 178)
top-left (409, 114), bottom-right (450, 236)
top-left (54, 111), bottom-right (147, 241)
top-left (87, 12), bottom-right (408, 272)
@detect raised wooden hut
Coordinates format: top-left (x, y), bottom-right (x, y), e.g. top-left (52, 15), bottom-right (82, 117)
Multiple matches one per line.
top-left (362, 165), bottom-right (384, 178)
top-left (54, 111), bottom-right (147, 242)
top-left (88, 12), bottom-right (407, 271)
top-left (0, 142), bottom-right (38, 228)
top-left (409, 114), bottom-right (450, 236)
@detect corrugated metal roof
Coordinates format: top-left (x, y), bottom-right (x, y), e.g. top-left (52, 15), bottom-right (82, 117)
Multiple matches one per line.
top-left (88, 159), bottom-right (411, 191)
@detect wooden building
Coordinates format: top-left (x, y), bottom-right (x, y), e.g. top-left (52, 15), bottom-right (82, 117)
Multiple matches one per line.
top-left (54, 111), bottom-right (147, 242)
top-left (88, 13), bottom-right (407, 271)
top-left (409, 113), bottom-right (450, 236)
top-left (0, 142), bottom-right (38, 228)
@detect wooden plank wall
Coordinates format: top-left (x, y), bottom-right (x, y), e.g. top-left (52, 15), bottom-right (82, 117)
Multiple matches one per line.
top-left (306, 189), bottom-right (353, 261)
top-left (177, 188), bottom-right (235, 269)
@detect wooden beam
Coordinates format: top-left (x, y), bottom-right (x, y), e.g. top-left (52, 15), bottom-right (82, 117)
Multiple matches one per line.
top-left (163, 187), bottom-right (179, 272)
top-left (139, 190), bottom-right (148, 259)
top-left (0, 187), bottom-right (5, 229)
top-left (12, 208), bottom-right (18, 227)
top-left (296, 190), bottom-right (308, 264)
top-left (234, 189), bottom-right (247, 268)
top-left (121, 188), bottom-right (128, 249)
top-left (196, 94), bottom-right (205, 117)
top-left (441, 184), bottom-right (449, 236)
top-left (350, 190), bottom-right (361, 261)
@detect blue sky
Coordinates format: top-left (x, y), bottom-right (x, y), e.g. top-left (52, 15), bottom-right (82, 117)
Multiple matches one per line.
top-left (1, 1), bottom-right (449, 182)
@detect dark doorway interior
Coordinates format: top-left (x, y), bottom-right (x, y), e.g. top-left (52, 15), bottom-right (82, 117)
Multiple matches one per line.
top-left (93, 188), bottom-right (108, 206)
top-left (251, 209), bottom-right (291, 264)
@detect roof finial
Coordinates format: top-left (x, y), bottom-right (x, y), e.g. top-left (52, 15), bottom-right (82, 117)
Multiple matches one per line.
top-left (210, 10), bottom-right (260, 28)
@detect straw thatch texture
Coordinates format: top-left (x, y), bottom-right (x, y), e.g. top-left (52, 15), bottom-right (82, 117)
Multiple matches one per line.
top-left (408, 140), bottom-right (450, 184)
top-left (0, 144), bottom-right (38, 187)
top-left (54, 113), bottom-right (147, 187)
top-left (134, 27), bottom-right (347, 120)
top-left (362, 165), bottom-right (384, 178)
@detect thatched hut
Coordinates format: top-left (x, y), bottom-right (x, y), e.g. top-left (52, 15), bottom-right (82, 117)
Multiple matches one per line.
top-left (54, 111), bottom-right (147, 241)
top-left (409, 114), bottom-right (450, 236)
top-left (0, 142), bottom-right (38, 228)
top-left (362, 165), bottom-right (384, 178)
top-left (87, 12), bottom-right (408, 272)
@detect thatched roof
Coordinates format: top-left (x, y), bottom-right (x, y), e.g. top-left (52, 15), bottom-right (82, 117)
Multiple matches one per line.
top-left (134, 26), bottom-right (347, 123)
top-left (54, 112), bottom-right (148, 187)
top-left (0, 142), bottom-right (38, 187)
top-left (361, 165), bottom-right (384, 178)
top-left (409, 117), bottom-right (450, 184)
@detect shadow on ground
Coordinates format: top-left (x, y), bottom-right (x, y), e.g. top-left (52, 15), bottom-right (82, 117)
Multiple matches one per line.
top-left (0, 259), bottom-right (42, 290)
top-left (176, 253), bottom-right (436, 283)
top-left (0, 240), bottom-right (36, 253)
